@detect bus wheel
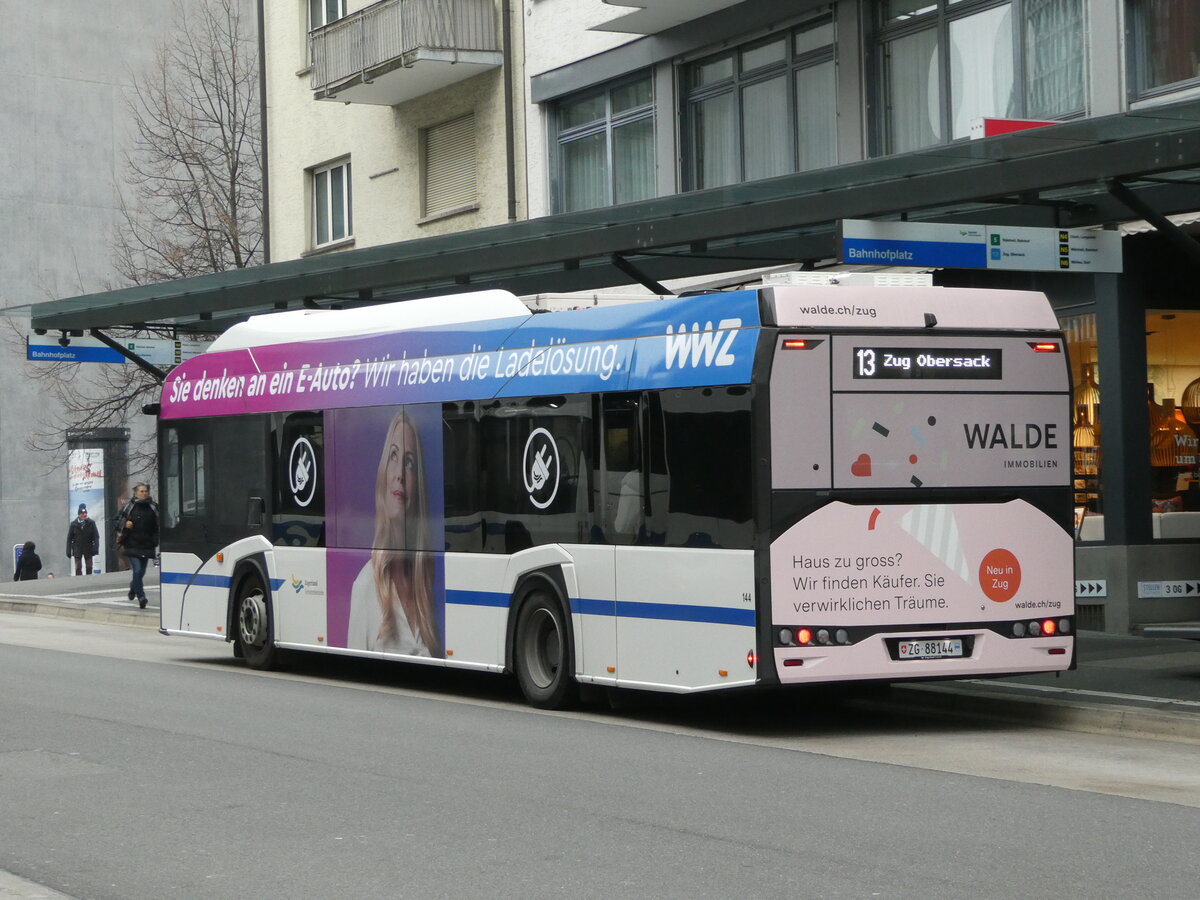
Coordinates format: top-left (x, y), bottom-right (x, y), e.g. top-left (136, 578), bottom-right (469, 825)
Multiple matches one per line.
top-left (513, 588), bottom-right (577, 709)
top-left (236, 577), bottom-right (278, 670)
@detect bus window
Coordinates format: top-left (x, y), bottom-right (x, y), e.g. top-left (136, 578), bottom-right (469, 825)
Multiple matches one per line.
top-left (272, 411), bottom-right (324, 547)
top-left (161, 424), bottom-right (207, 533)
top-left (648, 387), bottom-right (753, 549)
top-left (468, 396), bottom-right (593, 552)
top-left (603, 393), bottom-right (642, 544)
top-left (160, 415), bottom-right (269, 555)
top-left (443, 402), bottom-right (482, 552)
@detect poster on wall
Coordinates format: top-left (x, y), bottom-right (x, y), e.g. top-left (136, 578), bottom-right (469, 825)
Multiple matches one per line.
top-left (67, 448), bottom-right (106, 575)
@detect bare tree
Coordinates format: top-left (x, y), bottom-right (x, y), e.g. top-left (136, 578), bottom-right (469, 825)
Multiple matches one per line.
top-left (22, 0), bottom-right (260, 473)
top-left (114, 0), bottom-right (262, 283)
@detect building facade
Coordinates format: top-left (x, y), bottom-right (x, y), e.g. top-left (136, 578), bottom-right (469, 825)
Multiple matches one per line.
top-left (514, 0), bottom-right (1200, 633)
top-left (0, 1), bottom-right (191, 575)
top-left (263, 0), bottom-right (526, 261)
top-left (35, 0), bottom-right (1200, 629)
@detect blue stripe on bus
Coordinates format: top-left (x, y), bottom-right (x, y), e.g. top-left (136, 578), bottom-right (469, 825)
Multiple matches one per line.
top-left (615, 600), bottom-right (755, 627)
top-left (450, 591), bottom-right (751, 627)
top-left (574, 596), bottom-right (752, 627)
top-left (446, 589), bottom-right (510, 608)
top-left (572, 596), bottom-right (616, 617)
top-left (165, 576), bottom-right (751, 627)
top-left (161, 571), bottom-right (285, 591)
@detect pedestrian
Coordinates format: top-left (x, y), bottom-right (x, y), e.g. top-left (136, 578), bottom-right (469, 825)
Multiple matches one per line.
top-left (13, 541), bottom-right (42, 581)
top-left (66, 503), bottom-right (100, 575)
top-left (117, 483), bottom-right (158, 608)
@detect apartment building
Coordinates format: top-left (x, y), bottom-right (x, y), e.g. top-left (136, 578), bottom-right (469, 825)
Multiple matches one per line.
top-left (263, 0), bottom-right (525, 260)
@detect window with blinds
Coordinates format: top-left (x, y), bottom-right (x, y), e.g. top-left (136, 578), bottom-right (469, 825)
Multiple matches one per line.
top-left (421, 114), bottom-right (477, 219)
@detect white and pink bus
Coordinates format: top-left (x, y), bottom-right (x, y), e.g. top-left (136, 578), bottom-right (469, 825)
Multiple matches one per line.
top-left (157, 280), bottom-right (1075, 707)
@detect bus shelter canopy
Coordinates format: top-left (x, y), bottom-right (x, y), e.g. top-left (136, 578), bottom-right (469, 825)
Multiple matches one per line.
top-left (29, 96), bottom-right (1200, 336)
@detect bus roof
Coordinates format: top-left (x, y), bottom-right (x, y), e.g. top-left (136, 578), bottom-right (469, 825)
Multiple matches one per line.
top-left (209, 289), bottom-right (530, 351)
top-left (160, 285), bottom-right (1058, 420)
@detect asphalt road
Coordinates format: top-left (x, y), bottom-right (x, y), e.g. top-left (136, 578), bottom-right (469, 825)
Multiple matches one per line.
top-left (2, 613), bottom-right (1199, 900)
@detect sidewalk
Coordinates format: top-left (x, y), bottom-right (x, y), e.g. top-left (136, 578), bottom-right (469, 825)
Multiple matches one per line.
top-left (2, 575), bottom-right (1199, 742)
top-left (879, 630), bottom-right (1200, 744)
top-left (0, 569), bottom-right (160, 629)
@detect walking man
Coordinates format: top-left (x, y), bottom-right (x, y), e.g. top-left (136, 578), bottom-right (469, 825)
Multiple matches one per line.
top-left (66, 504), bottom-right (100, 575)
top-left (117, 484), bottom-right (158, 608)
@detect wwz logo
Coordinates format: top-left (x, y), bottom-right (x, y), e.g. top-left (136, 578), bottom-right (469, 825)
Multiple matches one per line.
top-left (664, 318), bottom-right (742, 369)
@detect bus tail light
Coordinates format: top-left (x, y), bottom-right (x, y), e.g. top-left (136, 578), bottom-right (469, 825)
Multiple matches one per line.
top-left (797, 628), bottom-right (813, 646)
top-left (1010, 618), bottom-right (1074, 639)
top-left (746, 650), bottom-right (757, 668)
top-left (782, 339), bottom-right (811, 350)
top-left (1028, 341), bottom-right (1061, 353)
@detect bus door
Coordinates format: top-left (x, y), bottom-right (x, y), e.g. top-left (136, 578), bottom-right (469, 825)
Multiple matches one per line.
top-left (574, 393), bottom-right (642, 682)
top-left (270, 411), bottom-right (326, 646)
top-left (159, 414), bottom-right (271, 633)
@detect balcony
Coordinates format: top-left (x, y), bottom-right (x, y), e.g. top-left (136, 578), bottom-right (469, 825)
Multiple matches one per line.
top-left (309, 0), bottom-right (503, 106)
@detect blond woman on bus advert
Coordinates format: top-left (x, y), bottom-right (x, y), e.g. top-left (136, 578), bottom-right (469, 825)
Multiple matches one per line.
top-left (347, 409), bottom-right (440, 657)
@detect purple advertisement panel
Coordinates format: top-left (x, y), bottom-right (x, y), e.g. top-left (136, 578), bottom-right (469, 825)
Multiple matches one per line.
top-left (324, 404), bottom-right (445, 657)
top-left (159, 293), bottom-right (765, 419)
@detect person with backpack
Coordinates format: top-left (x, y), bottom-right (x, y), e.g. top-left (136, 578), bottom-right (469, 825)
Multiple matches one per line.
top-left (66, 504), bottom-right (100, 575)
top-left (117, 483), bottom-right (159, 608)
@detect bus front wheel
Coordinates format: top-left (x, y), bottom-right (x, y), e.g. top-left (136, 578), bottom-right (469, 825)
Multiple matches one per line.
top-left (513, 588), bottom-right (577, 709)
top-left (236, 577), bottom-right (279, 670)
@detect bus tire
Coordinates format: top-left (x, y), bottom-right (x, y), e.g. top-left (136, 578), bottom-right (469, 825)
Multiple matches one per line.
top-left (513, 586), bottom-right (577, 709)
top-left (235, 574), bottom-right (279, 670)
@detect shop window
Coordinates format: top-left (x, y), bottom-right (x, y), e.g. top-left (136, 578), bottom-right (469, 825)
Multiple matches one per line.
top-left (1146, 311), bottom-right (1200, 540)
top-left (552, 74), bottom-right (655, 213)
top-left (878, 0), bottom-right (1084, 154)
top-left (1063, 314), bottom-right (1103, 541)
top-left (1127, 0), bottom-right (1200, 99)
top-left (683, 14), bottom-right (836, 190)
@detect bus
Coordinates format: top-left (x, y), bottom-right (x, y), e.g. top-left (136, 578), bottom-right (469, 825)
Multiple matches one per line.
top-left (157, 279), bottom-right (1075, 708)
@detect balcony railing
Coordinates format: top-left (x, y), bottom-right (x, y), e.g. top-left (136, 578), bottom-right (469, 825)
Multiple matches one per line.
top-left (310, 0), bottom-right (501, 104)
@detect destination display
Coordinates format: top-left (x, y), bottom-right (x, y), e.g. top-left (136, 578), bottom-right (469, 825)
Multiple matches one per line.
top-left (852, 347), bottom-right (1002, 380)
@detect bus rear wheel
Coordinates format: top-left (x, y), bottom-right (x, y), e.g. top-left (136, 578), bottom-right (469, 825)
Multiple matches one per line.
top-left (513, 588), bottom-right (577, 709)
top-left (236, 577), bottom-right (279, 670)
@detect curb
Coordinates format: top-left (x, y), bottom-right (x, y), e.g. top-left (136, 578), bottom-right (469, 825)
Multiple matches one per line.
top-left (0, 598), bottom-right (160, 630)
top-left (873, 683), bottom-right (1200, 746)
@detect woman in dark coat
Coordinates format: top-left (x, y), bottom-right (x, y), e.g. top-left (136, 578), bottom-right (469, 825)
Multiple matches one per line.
top-left (14, 541), bottom-right (42, 581)
top-left (118, 483), bottom-right (159, 608)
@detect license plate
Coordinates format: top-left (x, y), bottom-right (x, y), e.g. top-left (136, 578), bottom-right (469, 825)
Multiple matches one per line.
top-left (897, 638), bottom-right (963, 660)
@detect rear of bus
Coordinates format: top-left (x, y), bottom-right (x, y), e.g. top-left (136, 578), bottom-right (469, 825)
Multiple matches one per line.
top-left (762, 282), bottom-right (1075, 684)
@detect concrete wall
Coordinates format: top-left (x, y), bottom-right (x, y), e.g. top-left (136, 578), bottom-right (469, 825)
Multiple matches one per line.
top-left (0, 0), bottom-right (182, 576)
top-left (263, 0), bottom-right (524, 262)
top-left (1076, 544), bottom-right (1200, 634)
